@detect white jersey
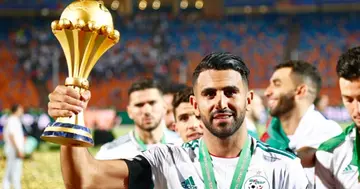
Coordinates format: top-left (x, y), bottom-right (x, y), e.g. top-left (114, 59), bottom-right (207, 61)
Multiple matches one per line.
top-left (288, 105), bottom-right (342, 186)
top-left (3, 115), bottom-right (24, 156)
top-left (95, 129), bottom-right (182, 160)
top-left (315, 124), bottom-right (359, 189)
top-left (125, 136), bottom-right (310, 189)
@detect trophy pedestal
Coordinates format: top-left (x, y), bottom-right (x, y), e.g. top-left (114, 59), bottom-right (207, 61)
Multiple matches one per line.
top-left (41, 122), bottom-right (94, 147)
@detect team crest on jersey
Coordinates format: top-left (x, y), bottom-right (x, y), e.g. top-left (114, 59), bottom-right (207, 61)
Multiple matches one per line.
top-left (244, 175), bottom-right (270, 189)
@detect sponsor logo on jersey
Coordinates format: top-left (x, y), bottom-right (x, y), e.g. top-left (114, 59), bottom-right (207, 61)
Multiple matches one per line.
top-left (342, 164), bottom-right (356, 174)
top-left (181, 176), bottom-right (197, 189)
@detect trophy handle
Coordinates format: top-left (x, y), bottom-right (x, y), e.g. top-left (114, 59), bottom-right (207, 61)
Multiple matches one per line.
top-left (41, 86), bottom-right (94, 147)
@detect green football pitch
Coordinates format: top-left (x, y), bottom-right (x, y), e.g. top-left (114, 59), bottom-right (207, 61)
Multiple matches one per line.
top-left (0, 122), bottom-right (352, 189)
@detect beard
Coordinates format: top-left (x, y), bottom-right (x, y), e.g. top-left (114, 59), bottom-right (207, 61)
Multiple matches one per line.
top-left (269, 92), bottom-right (296, 117)
top-left (136, 117), bottom-right (162, 132)
top-left (200, 107), bottom-right (246, 139)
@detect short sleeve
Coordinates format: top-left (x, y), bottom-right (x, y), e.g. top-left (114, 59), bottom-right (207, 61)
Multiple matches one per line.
top-left (124, 155), bottom-right (153, 189)
top-left (6, 118), bottom-right (20, 134)
top-left (141, 145), bottom-right (173, 188)
top-left (315, 150), bottom-right (336, 189)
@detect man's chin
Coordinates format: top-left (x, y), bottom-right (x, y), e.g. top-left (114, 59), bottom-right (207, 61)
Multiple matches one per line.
top-left (269, 109), bottom-right (280, 117)
top-left (186, 133), bottom-right (203, 141)
top-left (354, 121), bottom-right (360, 128)
top-left (139, 124), bottom-right (158, 132)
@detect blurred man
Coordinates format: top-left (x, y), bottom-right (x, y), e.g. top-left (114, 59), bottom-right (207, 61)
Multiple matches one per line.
top-left (2, 104), bottom-right (25, 189)
top-left (47, 52), bottom-right (309, 188)
top-left (172, 87), bottom-right (203, 142)
top-left (93, 79), bottom-right (181, 160)
top-left (315, 47), bottom-right (360, 188)
top-left (314, 94), bottom-right (329, 117)
top-left (261, 60), bottom-right (342, 187)
top-left (245, 92), bottom-right (265, 139)
top-left (162, 82), bottom-right (188, 131)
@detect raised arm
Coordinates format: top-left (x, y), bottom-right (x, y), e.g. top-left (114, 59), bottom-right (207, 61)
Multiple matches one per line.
top-left (61, 146), bottom-right (129, 189)
top-left (48, 86), bottom-right (130, 189)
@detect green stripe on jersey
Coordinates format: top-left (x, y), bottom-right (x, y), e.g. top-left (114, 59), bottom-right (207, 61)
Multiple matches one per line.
top-left (318, 124), bottom-right (354, 153)
top-left (257, 141), bottom-right (296, 159)
top-left (182, 139), bottom-right (200, 150)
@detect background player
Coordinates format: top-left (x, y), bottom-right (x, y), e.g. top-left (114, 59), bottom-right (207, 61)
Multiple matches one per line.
top-left (172, 86), bottom-right (203, 142)
top-left (50, 78), bottom-right (182, 160)
top-left (262, 60), bottom-right (342, 187)
top-left (2, 104), bottom-right (25, 189)
top-left (315, 46), bottom-right (360, 188)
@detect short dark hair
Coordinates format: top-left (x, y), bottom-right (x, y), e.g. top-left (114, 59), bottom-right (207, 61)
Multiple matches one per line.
top-left (172, 87), bottom-right (194, 118)
top-left (337, 46), bottom-right (360, 80)
top-left (10, 104), bottom-right (20, 114)
top-left (275, 60), bottom-right (322, 98)
top-left (173, 87), bottom-right (194, 110)
top-left (128, 78), bottom-right (163, 96)
top-left (192, 52), bottom-right (250, 86)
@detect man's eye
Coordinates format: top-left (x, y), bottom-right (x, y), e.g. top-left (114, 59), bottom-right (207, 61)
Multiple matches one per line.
top-left (205, 91), bottom-right (216, 98)
top-left (180, 115), bottom-right (189, 121)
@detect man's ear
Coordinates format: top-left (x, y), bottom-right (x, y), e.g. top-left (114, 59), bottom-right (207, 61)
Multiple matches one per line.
top-left (246, 90), bottom-right (254, 111)
top-left (296, 84), bottom-right (308, 99)
top-left (127, 105), bottom-right (133, 120)
top-left (174, 123), bottom-right (179, 133)
top-left (190, 95), bottom-right (200, 116)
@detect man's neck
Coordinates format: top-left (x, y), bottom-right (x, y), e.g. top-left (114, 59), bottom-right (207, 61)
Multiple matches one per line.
top-left (134, 124), bottom-right (164, 144)
top-left (279, 104), bottom-right (311, 135)
top-left (11, 113), bottom-right (20, 118)
top-left (202, 124), bottom-right (248, 158)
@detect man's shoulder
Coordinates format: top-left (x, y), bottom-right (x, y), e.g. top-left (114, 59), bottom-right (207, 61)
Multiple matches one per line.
top-left (254, 139), bottom-right (308, 186)
top-left (99, 133), bottom-right (133, 151)
top-left (164, 129), bottom-right (183, 144)
top-left (318, 124), bottom-right (353, 153)
top-left (6, 115), bottom-right (19, 124)
top-left (95, 133), bottom-right (140, 160)
top-left (306, 110), bottom-right (342, 133)
top-left (255, 140), bottom-right (297, 162)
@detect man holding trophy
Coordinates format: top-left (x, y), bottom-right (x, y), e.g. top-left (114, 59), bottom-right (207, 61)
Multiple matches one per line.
top-left (43, 1), bottom-right (310, 188)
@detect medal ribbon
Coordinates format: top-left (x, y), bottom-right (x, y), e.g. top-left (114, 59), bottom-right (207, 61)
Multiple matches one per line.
top-left (199, 136), bottom-right (253, 189)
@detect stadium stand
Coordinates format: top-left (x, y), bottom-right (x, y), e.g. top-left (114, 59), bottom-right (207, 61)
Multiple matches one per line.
top-left (0, 10), bottom-right (358, 110)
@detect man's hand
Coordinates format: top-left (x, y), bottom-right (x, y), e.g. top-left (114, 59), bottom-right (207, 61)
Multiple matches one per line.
top-left (17, 151), bottom-right (25, 159)
top-left (297, 146), bottom-right (317, 168)
top-left (48, 85), bottom-right (90, 120)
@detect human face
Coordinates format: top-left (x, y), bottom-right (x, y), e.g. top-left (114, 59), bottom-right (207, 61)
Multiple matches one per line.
top-left (174, 102), bottom-right (203, 142)
top-left (339, 78), bottom-right (360, 127)
top-left (127, 88), bottom-right (166, 131)
top-left (265, 68), bottom-right (297, 117)
top-left (163, 94), bottom-right (175, 131)
top-left (191, 69), bottom-right (251, 139)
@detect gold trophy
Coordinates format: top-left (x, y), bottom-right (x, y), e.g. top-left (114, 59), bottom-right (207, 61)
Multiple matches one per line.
top-left (41, 0), bottom-right (120, 147)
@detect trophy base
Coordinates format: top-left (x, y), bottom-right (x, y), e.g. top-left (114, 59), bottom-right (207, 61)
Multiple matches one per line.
top-left (41, 122), bottom-right (94, 147)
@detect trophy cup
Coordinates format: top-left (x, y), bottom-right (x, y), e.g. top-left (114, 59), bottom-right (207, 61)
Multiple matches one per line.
top-left (41, 0), bottom-right (120, 147)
